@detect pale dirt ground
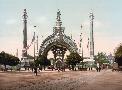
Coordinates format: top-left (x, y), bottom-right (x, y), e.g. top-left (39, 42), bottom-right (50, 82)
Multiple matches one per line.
top-left (0, 69), bottom-right (122, 90)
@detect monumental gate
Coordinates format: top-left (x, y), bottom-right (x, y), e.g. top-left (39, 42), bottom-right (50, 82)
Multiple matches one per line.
top-left (39, 10), bottom-right (78, 65)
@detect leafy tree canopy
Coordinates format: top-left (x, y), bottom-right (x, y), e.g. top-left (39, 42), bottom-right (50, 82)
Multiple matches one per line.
top-left (114, 44), bottom-right (122, 65)
top-left (94, 52), bottom-right (109, 64)
top-left (0, 51), bottom-right (20, 67)
top-left (66, 52), bottom-right (82, 66)
top-left (115, 44), bottom-right (122, 58)
top-left (35, 55), bottom-right (51, 66)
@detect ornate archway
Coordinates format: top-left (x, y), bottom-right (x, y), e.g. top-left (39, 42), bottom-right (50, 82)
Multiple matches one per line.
top-left (39, 10), bottom-right (78, 63)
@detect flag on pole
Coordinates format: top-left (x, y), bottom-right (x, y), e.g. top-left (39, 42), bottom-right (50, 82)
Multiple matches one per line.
top-left (80, 33), bottom-right (82, 42)
top-left (79, 43), bottom-right (81, 48)
top-left (80, 38), bottom-right (82, 42)
top-left (22, 32), bottom-right (36, 55)
top-left (79, 33), bottom-right (82, 48)
top-left (32, 32), bottom-right (35, 42)
top-left (24, 32), bottom-right (35, 52)
top-left (87, 38), bottom-right (89, 49)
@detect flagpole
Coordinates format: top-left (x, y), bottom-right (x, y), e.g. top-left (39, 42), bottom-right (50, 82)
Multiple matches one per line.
top-left (80, 24), bottom-right (83, 56)
top-left (87, 38), bottom-right (90, 57)
top-left (33, 32), bottom-right (35, 61)
top-left (37, 36), bottom-right (38, 55)
top-left (33, 26), bottom-right (36, 61)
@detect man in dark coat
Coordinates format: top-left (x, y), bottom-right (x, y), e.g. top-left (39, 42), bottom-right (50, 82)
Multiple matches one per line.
top-left (34, 66), bottom-right (37, 76)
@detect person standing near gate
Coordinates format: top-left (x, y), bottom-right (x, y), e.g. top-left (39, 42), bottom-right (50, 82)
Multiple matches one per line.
top-left (34, 66), bottom-right (37, 76)
top-left (96, 63), bottom-right (101, 72)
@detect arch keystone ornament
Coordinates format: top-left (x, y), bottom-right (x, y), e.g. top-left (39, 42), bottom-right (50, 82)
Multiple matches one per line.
top-left (39, 10), bottom-right (78, 63)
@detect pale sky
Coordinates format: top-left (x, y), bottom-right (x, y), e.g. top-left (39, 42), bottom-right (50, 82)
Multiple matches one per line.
top-left (0, 0), bottom-right (122, 58)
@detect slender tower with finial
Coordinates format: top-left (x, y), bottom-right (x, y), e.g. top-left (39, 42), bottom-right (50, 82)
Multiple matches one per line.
top-left (89, 12), bottom-right (94, 59)
top-left (22, 9), bottom-right (28, 57)
top-left (53, 9), bottom-right (64, 36)
top-left (80, 25), bottom-right (84, 59)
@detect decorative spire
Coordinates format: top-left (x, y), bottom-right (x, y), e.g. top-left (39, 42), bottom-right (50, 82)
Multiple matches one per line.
top-left (23, 9), bottom-right (28, 21)
top-left (79, 24), bottom-right (83, 55)
top-left (89, 12), bottom-right (94, 21)
top-left (56, 9), bottom-right (62, 27)
top-left (22, 9), bottom-right (28, 57)
top-left (53, 10), bottom-right (64, 35)
top-left (57, 9), bottom-right (61, 21)
top-left (89, 11), bottom-right (94, 59)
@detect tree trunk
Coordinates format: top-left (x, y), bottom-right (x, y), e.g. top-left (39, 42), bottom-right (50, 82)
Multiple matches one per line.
top-left (44, 65), bottom-right (46, 70)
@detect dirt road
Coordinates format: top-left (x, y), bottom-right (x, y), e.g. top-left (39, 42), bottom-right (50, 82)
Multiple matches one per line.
top-left (0, 69), bottom-right (122, 90)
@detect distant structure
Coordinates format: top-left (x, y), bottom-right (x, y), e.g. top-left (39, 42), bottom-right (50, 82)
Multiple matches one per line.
top-left (21, 9), bottom-right (29, 67)
top-left (89, 12), bottom-right (94, 60)
top-left (39, 10), bottom-right (78, 68)
top-left (79, 32), bottom-right (83, 57)
top-left (83, 12), bottom-right (95, 66)
top-left (107, 53), bottom-right (115, 64)
top-left (22, 9), bottom-right (28, 57)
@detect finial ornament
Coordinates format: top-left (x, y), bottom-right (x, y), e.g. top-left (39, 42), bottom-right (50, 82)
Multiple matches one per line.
top-left (57, 9), bottom-right (61, 21)
top-left (89, 12), bottom-right (94, 21)
top-left (23, 9), bottom-right (28, 20)
top-left (53, 10), bottom-right (64, 35)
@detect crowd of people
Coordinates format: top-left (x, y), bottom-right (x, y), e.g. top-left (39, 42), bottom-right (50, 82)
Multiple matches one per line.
top-left (1, 61), bottom-right (116, 77)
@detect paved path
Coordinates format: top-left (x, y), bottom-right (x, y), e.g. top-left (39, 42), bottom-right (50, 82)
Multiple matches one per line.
top-left (0, 69), bottom-right (122, 90)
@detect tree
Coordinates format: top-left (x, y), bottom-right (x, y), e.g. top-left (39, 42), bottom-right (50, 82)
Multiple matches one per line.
top-left (0, 51), bottom-right (20, 70)
top-left (94, 52), bottom-right (109, 64)
top-left (35, 55), bottom-right (51, 69)
top-left (27, 54), bottom-right (34, 59)
top-left (8, 55), bottom-right (20, 66)
top-left (115, 44), bottom-right (122, 66)
top-left (66, 52), bottom-right (82, 70)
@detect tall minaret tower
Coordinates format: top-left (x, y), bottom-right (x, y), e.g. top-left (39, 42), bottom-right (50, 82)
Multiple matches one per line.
top-left (22, 9), bottom-right (28, 57)
top-left (89, 12), bottom-right (94, 59)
